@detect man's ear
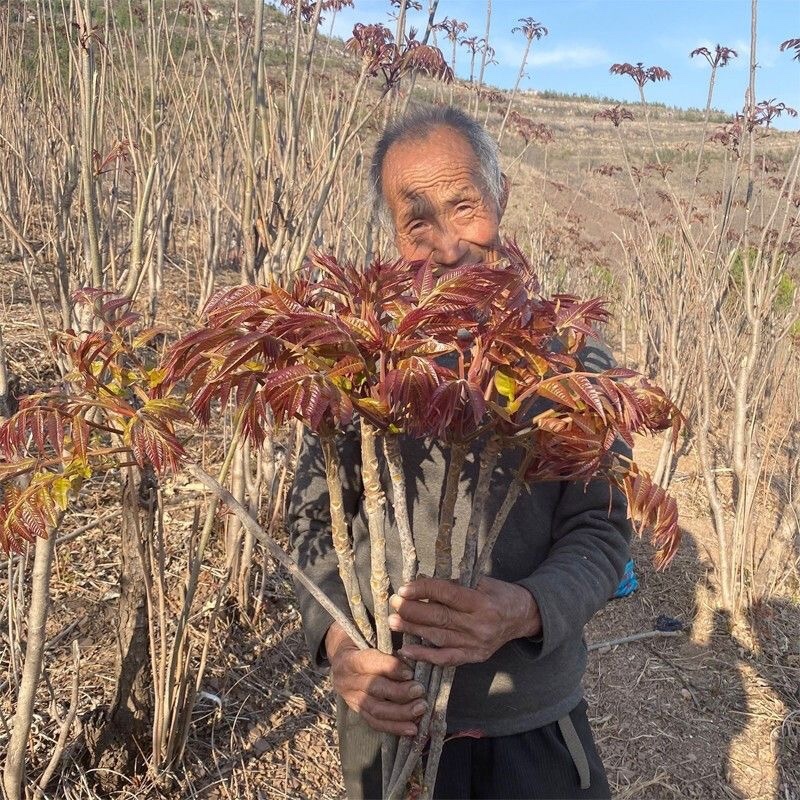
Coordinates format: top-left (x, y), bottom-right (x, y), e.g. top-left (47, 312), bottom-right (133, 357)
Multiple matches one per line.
top-left (498, 172), bottom-right (510, 218)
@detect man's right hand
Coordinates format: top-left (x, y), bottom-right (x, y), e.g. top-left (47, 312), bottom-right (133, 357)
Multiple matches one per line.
top-left (325, 623), bottom-right (427, 737)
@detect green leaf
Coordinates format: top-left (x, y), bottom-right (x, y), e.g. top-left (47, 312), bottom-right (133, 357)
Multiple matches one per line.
top-left (52, 476), bottom-right (72, 511)
top-left (146, 367), bottom-right (167, 388)
top-left (72, 458), bottom-right (93, 480)
top-left (356, 397), bottom-right (388, 415)
top-left (494, 370), bottom-right (517, 401)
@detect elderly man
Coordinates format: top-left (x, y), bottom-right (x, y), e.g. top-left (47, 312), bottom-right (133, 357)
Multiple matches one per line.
top-left (288, 106), bottom-right (630, 799)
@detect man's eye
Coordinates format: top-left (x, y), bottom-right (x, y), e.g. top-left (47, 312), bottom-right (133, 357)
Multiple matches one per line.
top-left (456, 203), bottom-right (474, 214)
top-left (408, 220), bottom-right (426, 233)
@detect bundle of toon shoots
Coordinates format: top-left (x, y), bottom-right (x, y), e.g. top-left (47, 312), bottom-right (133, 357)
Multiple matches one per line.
top-left (0, 244), bottom-right (681, 799)
top-left (162, 243), bottom-right (682, 799)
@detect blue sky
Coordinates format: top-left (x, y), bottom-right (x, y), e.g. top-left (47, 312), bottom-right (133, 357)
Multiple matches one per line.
top-left (323, 0), bottom-right (800, 130)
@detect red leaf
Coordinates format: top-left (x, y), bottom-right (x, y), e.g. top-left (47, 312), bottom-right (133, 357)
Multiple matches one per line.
top-left (381, 356), bottom-right (441, 433)
top-left (412, 260), bottom-right (435, 300)
top-left (622, 470), bottom-right (680, 569)
top-left (127, 400), bottom-right (187, 474)
top-left (426, 379), bottom-right (486, 440)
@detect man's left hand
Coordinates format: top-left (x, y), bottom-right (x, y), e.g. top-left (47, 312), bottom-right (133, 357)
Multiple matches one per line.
top-left (388, 575), bottom-right (542, 667)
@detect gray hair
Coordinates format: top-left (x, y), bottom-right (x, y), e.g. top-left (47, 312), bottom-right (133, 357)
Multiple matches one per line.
top-left (369, 105), bottom-right (503, 231)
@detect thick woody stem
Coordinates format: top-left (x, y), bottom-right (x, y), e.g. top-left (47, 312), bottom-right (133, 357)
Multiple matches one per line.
top-left (2, 530), bottom-right (58, 800)
top-left (457, 436), bottom-right (502, 586)
top-left (320, 435), bottom-right (376, 646)
top-left (360, 420), bottom-right (392, 654)
top-left (434, 443), bottom-right (468, 580)
top-left (383, 435), bottom-right (417, 585)
top-left (473, 448), bottom-right (533, 582)
top-left (421, 436), bottom-right (503, 800)
top-left (388, 682), bottom-right (427, 791)
top-left (359, 419), bottom-right (395, 797)
top-left (384, 433), bottom-right (419, 664)
top-left (473, 481), bottom-right (523, 582)
top-left (389, 438), bottom-right (504, 799)
top-left (389, 443), bottom-right (467, 789)
top-left (420, 664), bottom-right (452, 799)
top-left (386, 666), bottom-right (443, 800)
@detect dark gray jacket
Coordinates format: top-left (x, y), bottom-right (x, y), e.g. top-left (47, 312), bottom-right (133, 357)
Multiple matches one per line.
top-left (287, 341), bottom-right (631, 736)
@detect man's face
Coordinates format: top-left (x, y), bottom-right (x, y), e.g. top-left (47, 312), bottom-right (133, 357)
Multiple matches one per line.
top-left (381, 125), bottom-right (505, 269)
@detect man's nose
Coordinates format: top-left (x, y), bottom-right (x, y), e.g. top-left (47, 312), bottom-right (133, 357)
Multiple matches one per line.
top-left (431, 226), bottom-right (468, 268)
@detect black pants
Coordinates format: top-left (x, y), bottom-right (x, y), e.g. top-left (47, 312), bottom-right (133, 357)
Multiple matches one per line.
top-left (336, 697), bottom-right (611, 799)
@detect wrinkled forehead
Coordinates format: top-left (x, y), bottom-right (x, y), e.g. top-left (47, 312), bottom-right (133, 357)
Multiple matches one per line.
top-left (381, 125), bottom-right (489, 203)
top-left (382, 124), bottom-right (479, 171)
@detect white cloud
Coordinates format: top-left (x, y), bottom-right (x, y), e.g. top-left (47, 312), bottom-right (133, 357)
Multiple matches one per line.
top-left (494, 40), bottom-right (610, 70)
top-left (530, 45), bottom-right (611, 67)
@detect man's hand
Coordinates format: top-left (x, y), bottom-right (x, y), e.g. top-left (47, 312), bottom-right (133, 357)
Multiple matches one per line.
top-left (325, 623), bottom-right (427, 736)
top-left (388, 575), bottom-right (541, 667)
